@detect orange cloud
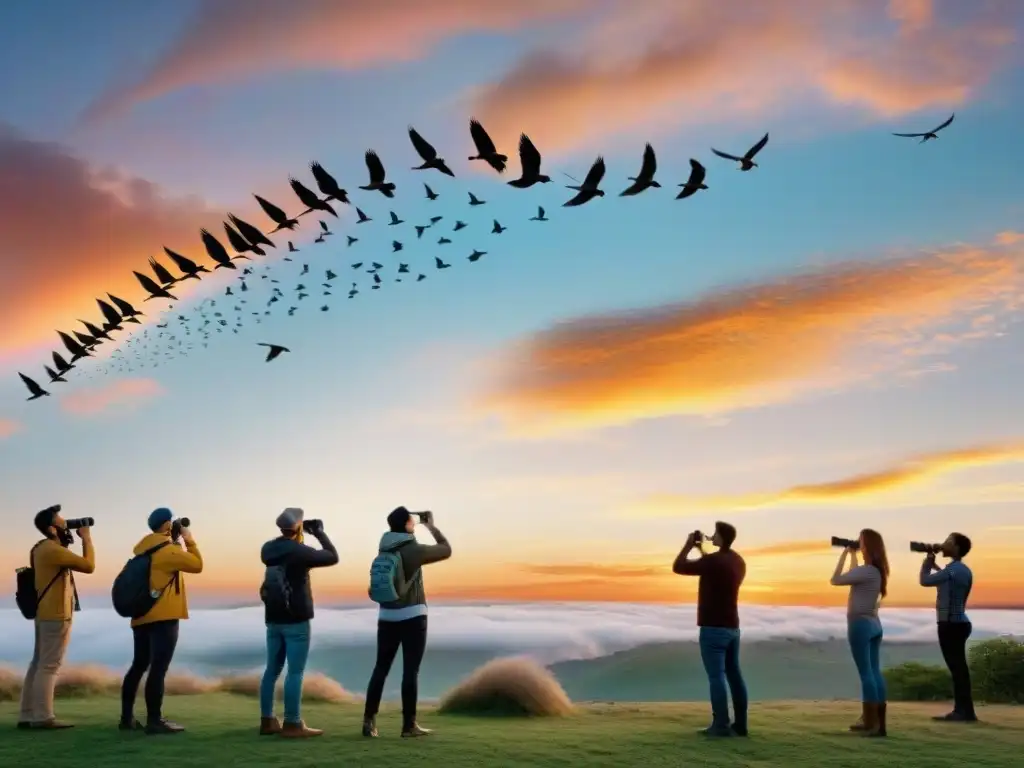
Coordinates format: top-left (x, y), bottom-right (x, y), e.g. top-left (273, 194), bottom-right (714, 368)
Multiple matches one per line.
top-left (995, 231), bottom-right (1024, 245)
top-left (59, 377), bottom-right (165, 417)
top-left (0, 127), bottom-right (225, 361)
top-left (519, 563), bottom-right (666, 579)
top-left (0, 418), bottom-right (22, 439)
top-left (479, 236), bottom-right (1024, 435)
top-left (628, 442), bottom-right (1024, 516)
top-left (744, 540), bottom-right (833, 557)
top-left (470, 0), bottom-right (1015, 153)
top-left (83, 0), bottom-right (589, 123)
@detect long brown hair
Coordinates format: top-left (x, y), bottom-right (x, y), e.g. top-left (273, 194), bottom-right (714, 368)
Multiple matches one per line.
top-left (859, 528), bottom-right (889, 598)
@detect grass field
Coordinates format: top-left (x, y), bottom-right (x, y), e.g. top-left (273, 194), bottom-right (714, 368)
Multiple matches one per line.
top-left (2, 695), bottom-right (1021, 767)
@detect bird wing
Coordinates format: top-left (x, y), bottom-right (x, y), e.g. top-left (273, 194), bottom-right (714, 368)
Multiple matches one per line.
top-left (435, 257), bottom-right (444, 267)
top-left (97, 299), bottom-right (121, 326)
top-left (365, 150), bottom-right (386, 183)
top-left (309, 162), bottom-right (337, 194)
top-left (891, 132), bottom-right (925, 137)
top-left (537, 206), bottom-right (545, 217)
top-left (408, 127), bottom-right (437, 162)
top-left (224, 223), bottom-right (252, 253)
top-left (201, 229), bottom-right (232, 264)
top-left (289, 178), bottom-right (320, 209)
top-left (932, 113), bottom-right (955, 133)
top-left (562, 191), bottom-right (588, 207)
top-left (254, 194), bottom-right (288, 223)
top-left (583, 156), bottom-right (606, 187)
top-left (638, 143), bottom-right (656, 180)
top-left (19, 372), bottom-right (43, 396)
top-left (231, 215), bottom-right (272, 246)
top-left (469, 119), bottom-right (497, 154)
top-left (711, 148), bottom-right (743, 162)
top-left (134, 271), bottom-right (160, 293)
top-left (149, 258), bottom-right (176, 284)
top-left (164, 247), bottom-right (198, 273)
top-left (745, 132), bottom-right (769, 159)
top-left (687, 158), bottom-right (706, 186)
top-left (518, 134), bottom-right (541, 176)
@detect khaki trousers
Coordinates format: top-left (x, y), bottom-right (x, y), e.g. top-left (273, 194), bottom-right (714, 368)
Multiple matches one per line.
top-left (19, 619), bottom-right (71, 723)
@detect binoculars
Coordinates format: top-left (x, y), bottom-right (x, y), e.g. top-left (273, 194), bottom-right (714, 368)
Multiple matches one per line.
top-left (831, 536), bottom-right (858, 549)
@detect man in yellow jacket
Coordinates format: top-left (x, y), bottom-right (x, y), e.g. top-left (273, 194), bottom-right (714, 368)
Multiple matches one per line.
top-left (119, 508), bottom-right (203, 734)
top-left (18, 507), bottom-right (95, 729)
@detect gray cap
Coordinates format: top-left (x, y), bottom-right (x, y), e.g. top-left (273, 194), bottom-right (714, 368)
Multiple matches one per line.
top-left (276, 507), bottom-right (304, 530)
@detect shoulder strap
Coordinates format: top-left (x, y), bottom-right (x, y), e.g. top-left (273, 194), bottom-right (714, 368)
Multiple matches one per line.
top-left (30, 542), bottom-right (66, 607)
top-left (141, 541), bottom-right (177, 597)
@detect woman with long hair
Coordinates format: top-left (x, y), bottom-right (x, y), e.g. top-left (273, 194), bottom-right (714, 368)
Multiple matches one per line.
top-left (830, 528), bottom-right (889, 737)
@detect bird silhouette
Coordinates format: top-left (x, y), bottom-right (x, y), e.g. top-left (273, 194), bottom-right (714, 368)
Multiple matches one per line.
top-left (392, 240), bottom-right (404, 252)
top-left (398, 263), bottom-right (410, 274)
top-left (134, 271), bottom-right (178, 300)
top-left (290, 178), bottom-right (337, 218)
top-left (19, 373), bottom-right (49, 401)
top-left (309, 161), bottom-right (350, 203)
top-left (255, 195), bottom-right (299, 232)
top-left (44, 365), bottom-right (67, 384)
top-left (80, 319), bottom-right (110, 341)
top-left (57, 331), bottom-right (91, 361)
top-left (288, 241), bottom-right (298, 252)
top-left (676, 159), bottom-right (709, 199)
top-left (491, 220), bottom-right (506, 234)
top-left (508, 134), bottom-right (551, 188)
top-left (468, 249), bottom-right (487, 262)
top-left (52, 351), bottom-right (74, 374)
top-left (164, 247), bottom-right (209, 280)
top-left (408, 127), bottom-right (455, 176)
top-left (149, 256), bottom-right (178, 286)
top-left (201, 229), bottom-right (238, 270)
top-left (230, 214), bottom-right (276, 249)
top-left (258, 343), bottom-right (290, 362)
top-left (389, 211), bottom-right (404, 226)
top-left (468, 118), bottom-right (507, 173)
top-left (438, 237), bottom-right (452, 245)
top-left (563, 157), bottom-right (606, 207)
top-left (224, 222), bottom-right (261, 257)
top-left (347, 235), bottom-right (358, 247)
top-left (356, 207), bottom-right (372, 223)
top-left (893, 113), bottom-right (955, 143)
top-left (424, 183), bottom-right (439, 201)
top-left (468, 192), bottom-right (486, 206)
top-left (97, 298), bottom-right (125, 330)
top-left (712, 132), bottom-right (769, 171)
top-left (108, 294), bottom-right (143, 322)
top-left (620, 144), bottom-right (660, 196)
top-left (529, 206), bottom-right (548, 222)
top-left (415, 225), bottom-right (428, 239)
top-left (417, 274), bottom-right (426, 282)
top-left (360, 150), bottom-right (396, 197)
top-left (429, 215), bottom-right (443, 225)
top-left (453, 220), bottom-right (468, 232)
top-left (319, 220), bottom-right (332, 236)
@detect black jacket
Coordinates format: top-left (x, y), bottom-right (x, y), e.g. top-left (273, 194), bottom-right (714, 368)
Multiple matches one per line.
top-left (260, 532), bottom-right (339, 624)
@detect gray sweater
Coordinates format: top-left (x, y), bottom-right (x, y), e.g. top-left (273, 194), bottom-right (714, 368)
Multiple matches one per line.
top-left (831, 564), bottom-right (882, 620)
top-left (376, 527), bottom-right (452, 622)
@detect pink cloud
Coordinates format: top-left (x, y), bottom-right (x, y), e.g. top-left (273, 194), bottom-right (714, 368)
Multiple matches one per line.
top-left (0, 418), bottom-right (22, 439)
top-left (60, 378), bottom-right (165, 417)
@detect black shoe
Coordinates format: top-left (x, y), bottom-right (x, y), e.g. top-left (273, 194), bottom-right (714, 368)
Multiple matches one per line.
top-left (401, 723), bottom-right (432, 737)
top-left (119, 718), bottom-right (143, 731)
top-left (362, 718), bottom-right (378, 738)
top-left (730, 724), bottom-right (749, 737)
top-left (699, 725), bottom-right (733, 737)
top-left (933, 710), bottom-right (978, 722)
top-left (145, 719), bottom-right (185, 735)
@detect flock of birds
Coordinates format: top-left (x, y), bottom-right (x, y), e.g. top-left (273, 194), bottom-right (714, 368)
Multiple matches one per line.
top-left (14, 113), bottom-right (957, 400)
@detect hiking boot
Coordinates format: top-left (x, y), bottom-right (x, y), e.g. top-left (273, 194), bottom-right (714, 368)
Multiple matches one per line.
top-left (849, 702), bottom-right (869, 731)
top-left (31, 719), bottom-right (73, 729)
top-left (259, 717), bottom-right (282, 736)
top-left (362, 717), bottom-right (379, 738)
top-left (280, 720), bottom-right (323, 738)
top-left (933, 710), bottom-right (978, 722)
top-left (118, 718), bottom-right (143, 731)
top-left (730, 723), bottom-right (749, 737)
top-left (861, 703), bottom-right (886, 738)
top-left (699, 725), bottom-right (732, 737)
top-left (145, 719), bottom-right (185, 735)
top-left (401, 722), bottom-right (432, 738)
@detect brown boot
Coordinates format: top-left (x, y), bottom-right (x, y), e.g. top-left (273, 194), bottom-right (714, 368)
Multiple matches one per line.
top-left (280, 720), bottom-right (323, 738)
top-left (31, 719), bottom-right (74, 729)
top-left (867, 702), bottom-right (887, 738)
top-left (259, 717), bottom-right (282, 736)
top-left (860, 703), bottom-right (881, 737)
top-left (848, 702), bottom-right (868, 732)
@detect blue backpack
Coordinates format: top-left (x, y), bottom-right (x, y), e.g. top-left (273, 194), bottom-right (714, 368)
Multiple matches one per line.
top-left (368, 547), bottom-right (420, 604)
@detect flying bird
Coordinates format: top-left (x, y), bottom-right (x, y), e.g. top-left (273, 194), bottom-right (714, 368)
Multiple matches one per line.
top-left (389, 211), bottom-right (404, 226)
top-left (415, 225), bottom-right (428, 239)
top-left (80, 319), bottom-right (110, 341)
top-left (44, 365), bottom-right (67, 384)
top-left (468, 192), bottom-right (485, 206)
top-left (164, 247), bottom-right (209, 280)
top-left (355, 208), bottom-right (371, 223)
top-left (892, 113), bottom-right (955, 143)
top-left (149, 257), bottom-right (178, 286)
top-left (52, 351), bottom-right (74, 374)
top-left (258, 343), bottom-right (290, 362)
top-left (309, 161), bottom-right (350, 203)
top-left (620, 144), bottom-right (660, 196)
top-left (438, 237), bottom-right (452, 245)
top-left (392, 241), bottom-right (404, 252)
top-left (347, 235), bottom-right (358, 247)
top-left (711, 132), bottom-right (769, 171)
top-left (435, 256), bottom-right (450, 270)
top-left (290, 178), bottom-right (337, 217)
top-left (675, 159), bottom-right (708, 199)
top-left (108, 294), bottom-right (143, 321)
top-left (468, 119), bottom-right (507, 173)
top-left (508, 134), bottom-right (551, 188)
top-left (319, 220), bottom-right (332, 235)
top-left (200, 229), bottom-right (238, 270)
top-left (19, 373), bottom-right (49, 401)
top-left (563, 157), bottom-right (606, 207)
top-left (360, 150), bottom-right (396, 197)
top-left (408, 127), bottom-right (455, 176)
top-left (491, 220), bottom-right (506, 234)
top-left (288, 241), bottom-right (298, 252)
top-left (224, 222), bottom-right (262, 257)
top-left (255, 195), bottom-right (299, 232)
top-left (468, 249), bottom-right (487, 262)
top-left (424, 184), bottom-right (439, 201)
top-left (57, 331), bottom-right (90, 361)
top-left (229, 214), bottom-right (276, 249)
top-left (96, 298), bottom-right (125, 331)
top-left (529, 206), bottom-right (548, 222)
top-left (134, 271), bottom-right (178, 300)
top-left (453, 220), bottom-right (467, 231)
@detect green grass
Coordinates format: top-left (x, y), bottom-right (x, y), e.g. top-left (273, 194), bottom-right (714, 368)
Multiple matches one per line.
top-left (2, 695), bottom-right (1022, 767)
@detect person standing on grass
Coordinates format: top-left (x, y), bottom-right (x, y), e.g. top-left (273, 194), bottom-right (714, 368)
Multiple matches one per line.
top-left (672, 520), bottom-right (748, 738)
top-left (18, 506), bottom-right (95, 730)
top-left (120, 508), bottom-right (203, 735)
top-left (362, 506), bottom-right (452, 739)
top-left (920, 533), bottom-right (977, 722)
top-left (830, 528), bottom-right (889, 738)
top-left (257, 508), bottom-right (339, 738)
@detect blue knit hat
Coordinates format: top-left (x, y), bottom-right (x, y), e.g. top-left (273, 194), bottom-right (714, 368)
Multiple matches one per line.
top-left (148, 507), bottom-right (173, 532)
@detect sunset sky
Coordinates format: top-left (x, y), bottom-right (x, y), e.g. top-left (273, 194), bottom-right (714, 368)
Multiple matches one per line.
top-left (1, 0), bottom-right (1023, 610)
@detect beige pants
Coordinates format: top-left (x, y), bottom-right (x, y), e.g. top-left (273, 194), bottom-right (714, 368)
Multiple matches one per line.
top-left (19, 620), bottom-right (71, 723)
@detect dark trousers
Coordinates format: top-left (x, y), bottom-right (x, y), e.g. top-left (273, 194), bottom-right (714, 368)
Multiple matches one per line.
top-left (363, 616), bottom-right (428, 728)
top-left (121, 619), bottom-right (180, 723)
top-left (937, 621), bottom-right (975, 716)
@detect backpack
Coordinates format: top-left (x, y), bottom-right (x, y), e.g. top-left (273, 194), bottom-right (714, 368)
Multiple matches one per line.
top-left (368, 547), bottom-right (421, 605)
top-left (111, 542), bottom-right (175, 619)
top-left (14, 543), bottom-right (66, 620)
top-left (260, 565), bottom-right (294, 617)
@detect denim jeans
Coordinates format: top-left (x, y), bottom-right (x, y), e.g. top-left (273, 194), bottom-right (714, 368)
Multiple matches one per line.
top-left (847, 617), bottom-right (886, 703)
top-left (698, 626), bottom-right (748, 730)
top-left (260, 621), bottom-right (311, 723)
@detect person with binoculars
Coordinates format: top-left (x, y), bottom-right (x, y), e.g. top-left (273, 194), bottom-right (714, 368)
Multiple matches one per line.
top-left (829, 530), bottom-right (890, 737)
top-left (16, 505), bottom-right (96, 729)
top-left (118, 508), bottom-right (203, 734)
top-left (257, 508), bottom-right (339, 738)
top-left (916, 534), bottom-right (977, 722)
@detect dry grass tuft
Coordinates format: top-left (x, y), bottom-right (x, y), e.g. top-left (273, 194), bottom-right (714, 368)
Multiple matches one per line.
top-left (54, 665), bottom-right (120, 697)
top-left (437, 656), bottom-right (574, 717)
top-left (0, 665), bottom-right (21, 702)
top-left (219, 671), bottom-right (356, 703)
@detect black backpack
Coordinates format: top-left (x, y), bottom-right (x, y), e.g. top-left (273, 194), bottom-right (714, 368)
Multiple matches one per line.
top-left (111, 542), bottom-right (176, 619)
top-left (15, 543), bottom-right (68, 620)
top-left (260, 564), bottom-right (294, 617)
